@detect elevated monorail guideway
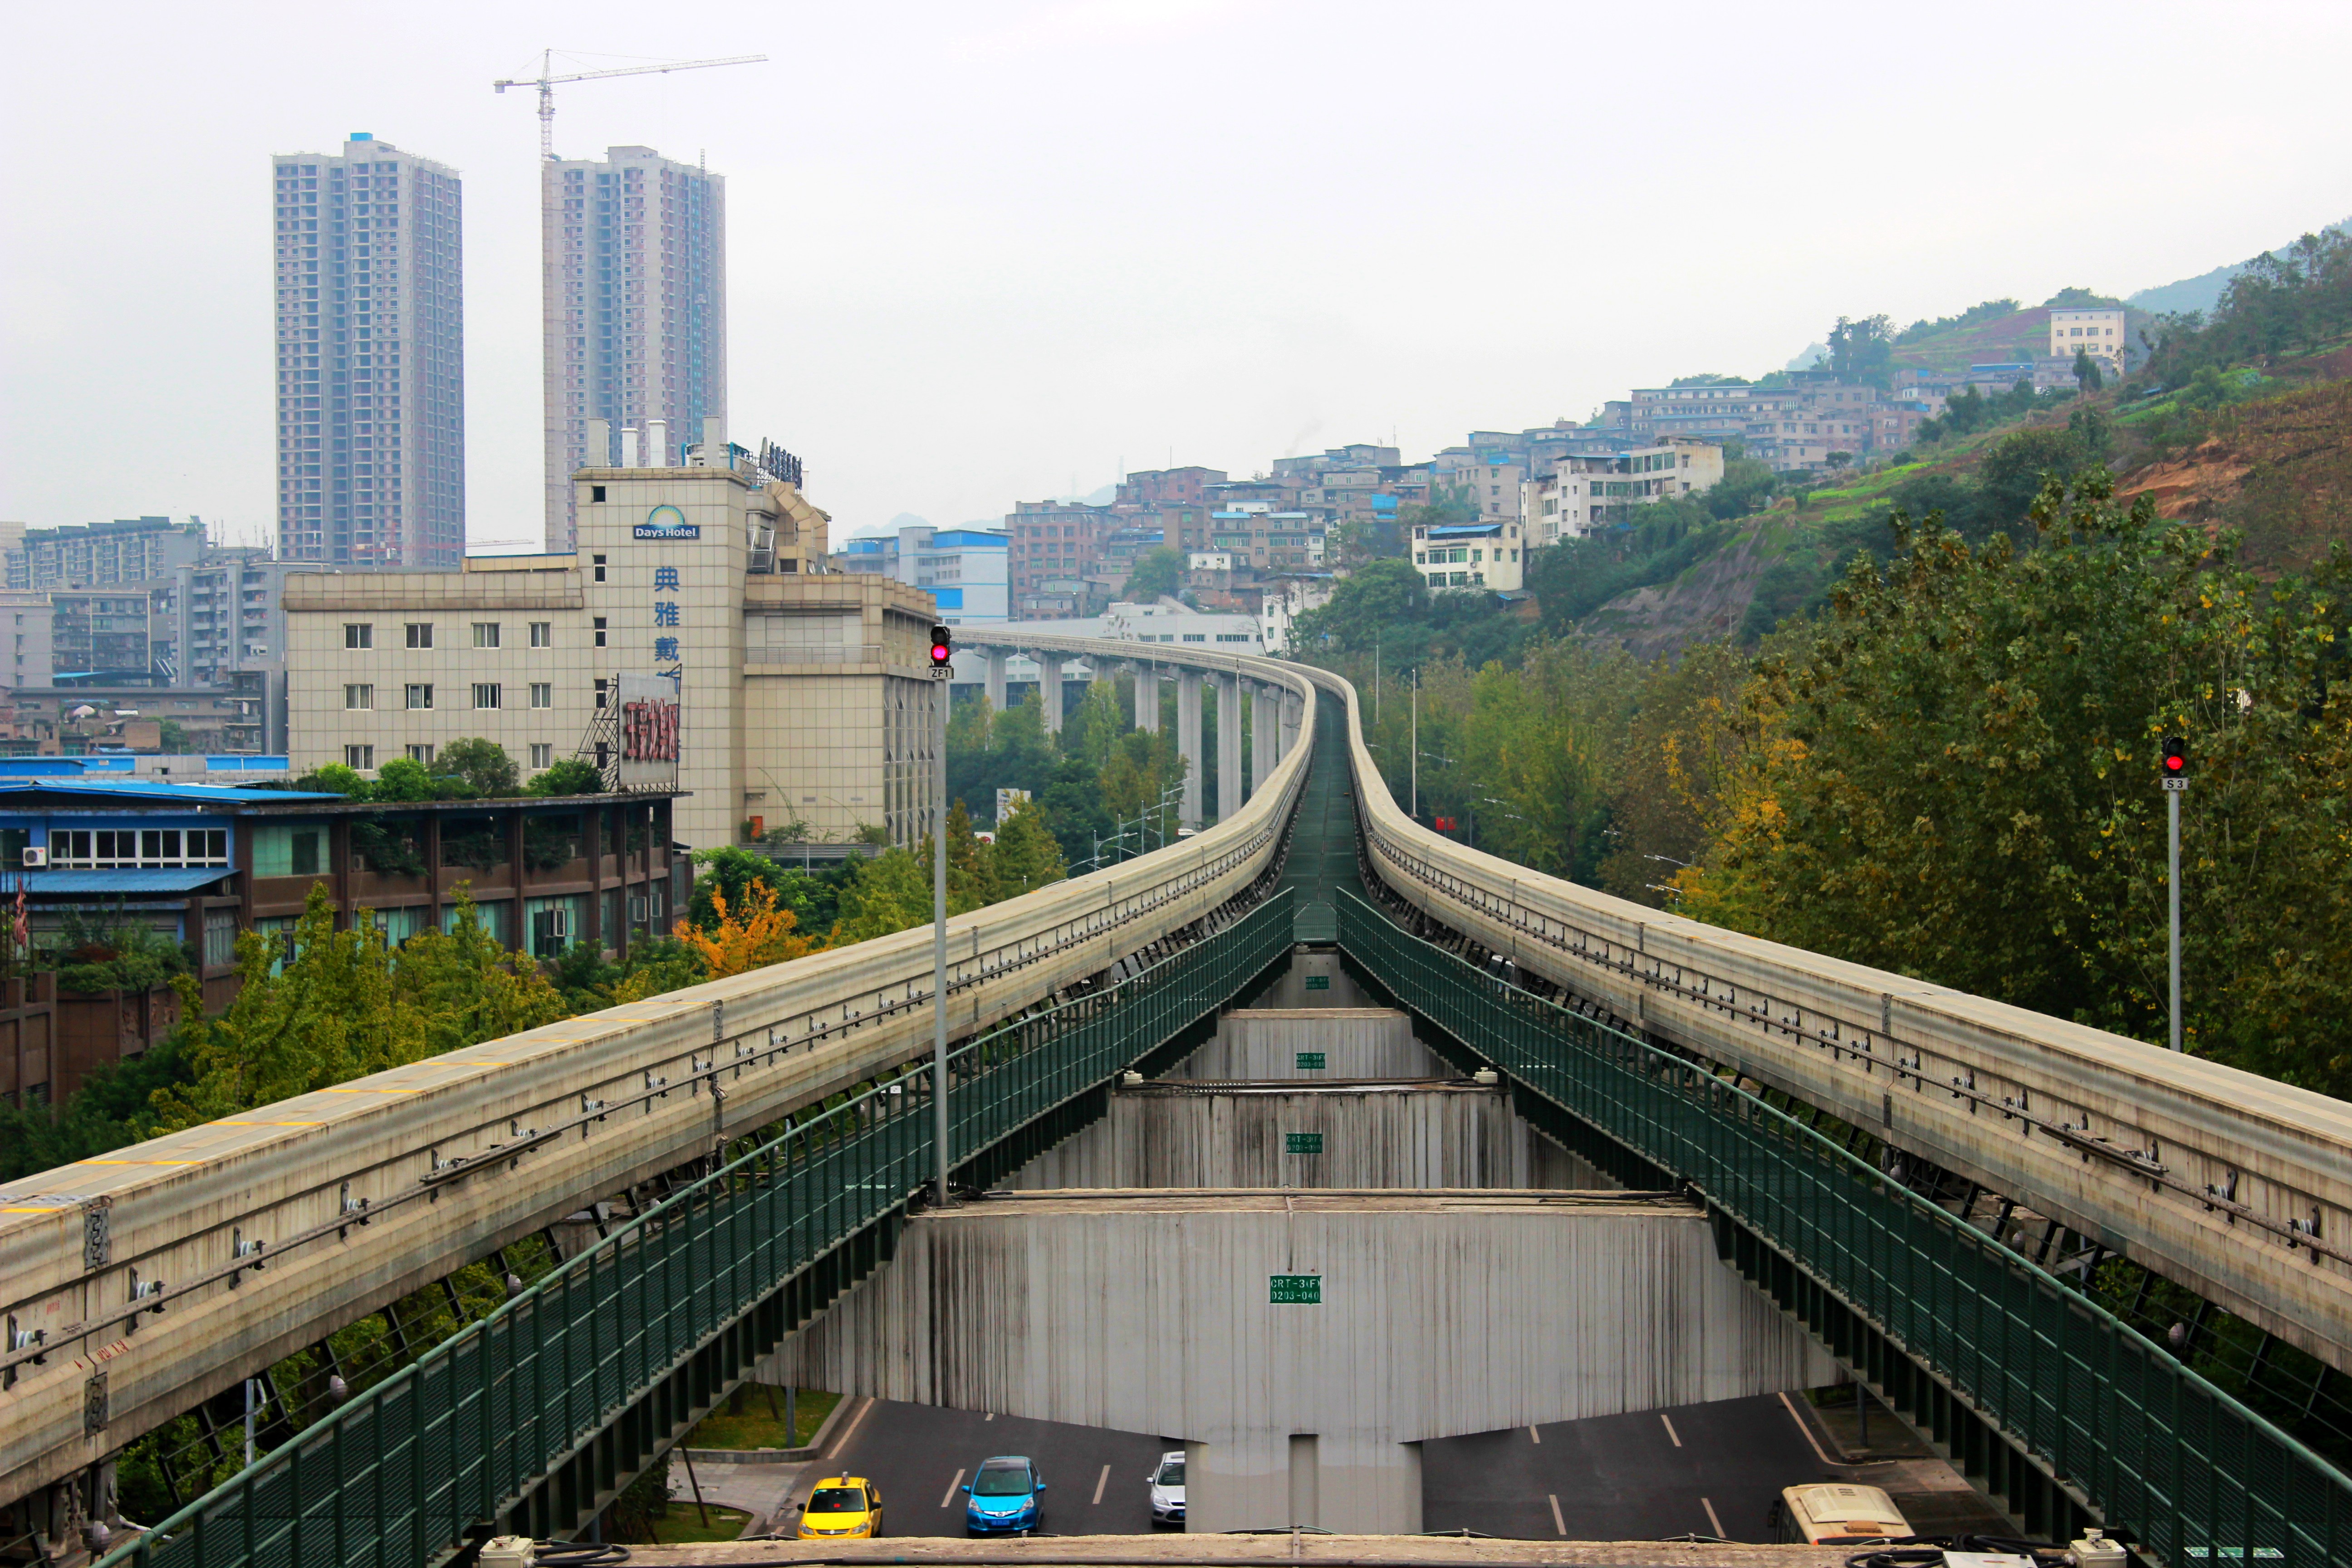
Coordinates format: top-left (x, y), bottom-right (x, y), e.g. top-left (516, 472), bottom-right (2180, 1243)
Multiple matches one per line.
top-left (0, 637), bottom-right (2344, 1568)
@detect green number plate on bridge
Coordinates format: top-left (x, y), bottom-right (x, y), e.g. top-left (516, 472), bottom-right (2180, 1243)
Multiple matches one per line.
top-left (1285, 1132), bottom-right (1323, 1154)
top-left (1295, 1052), bottom-right (1327, 1070)
top-left (1305, 975), bottom-right (1331, 990)
top-left (1269, 1274), bottom-right (1322, 1304)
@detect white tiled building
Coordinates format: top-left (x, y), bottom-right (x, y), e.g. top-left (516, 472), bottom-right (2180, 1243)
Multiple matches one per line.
top-left (285, 435), bottom-right (939, 850)
top-left (271, 133), bottom-right (466, 570)
top-left (2049, 307), bottom-right (2128, 373)
top-left (1411, 522), bottom-right (1525, 591)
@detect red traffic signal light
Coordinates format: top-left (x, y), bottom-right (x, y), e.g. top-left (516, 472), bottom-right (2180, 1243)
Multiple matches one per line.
top-left (929, 624), bottom-right (953, 668)
top-left (2162, 735), bottom-right (2186, 778)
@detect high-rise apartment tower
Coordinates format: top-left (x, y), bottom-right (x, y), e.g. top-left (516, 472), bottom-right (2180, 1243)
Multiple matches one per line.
top-left (272, 134), bottom-right (465, 570)
top-left (542, 146), bottom-right (727, 553)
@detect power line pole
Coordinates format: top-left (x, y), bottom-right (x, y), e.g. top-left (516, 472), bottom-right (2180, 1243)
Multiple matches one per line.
top-left (930, 627), bottom-right (954, 1202)
top-left (2163, 735), bottom-right (2187, 1051)
top-left (1410, 670), bottom-right (1419, 820)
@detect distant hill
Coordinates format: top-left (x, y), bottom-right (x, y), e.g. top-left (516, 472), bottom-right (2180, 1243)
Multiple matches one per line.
top-left (2127, 219), bottom-right (2352, 317)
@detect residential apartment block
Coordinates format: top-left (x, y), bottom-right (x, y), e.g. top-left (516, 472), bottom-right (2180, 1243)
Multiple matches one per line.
top-left (542, 147), bottom-right (727, 554)
top-left (272, 133), bottom-right (466, 570)
top-left (1411, 520), bottom-right (1524, 592)
top-left (1524, 442), bottom-right (1727, 543)
top-left (1005, 500), bottom-right (1112, 611)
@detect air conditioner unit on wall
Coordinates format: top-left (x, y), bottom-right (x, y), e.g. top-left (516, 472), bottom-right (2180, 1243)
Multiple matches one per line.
top-left (21, 846), bottom-right (47, 867)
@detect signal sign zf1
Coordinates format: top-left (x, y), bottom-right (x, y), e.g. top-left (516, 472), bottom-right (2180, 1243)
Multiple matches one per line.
top-left (929, 623), bottom-right (953, 679)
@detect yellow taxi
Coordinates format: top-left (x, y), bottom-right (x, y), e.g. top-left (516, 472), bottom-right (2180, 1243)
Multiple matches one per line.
top-left (795, 1476), bottom-right (884, 1539)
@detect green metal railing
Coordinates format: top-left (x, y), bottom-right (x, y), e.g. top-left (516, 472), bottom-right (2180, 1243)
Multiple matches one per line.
top-left (1340, 887), bottom-right (2352, 1568)
top-left (111, 889), bottom-right (1294, 1568)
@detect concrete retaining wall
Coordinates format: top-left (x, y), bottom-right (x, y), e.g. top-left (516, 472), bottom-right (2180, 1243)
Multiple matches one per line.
top-left (1007, 1081), bottom-right (1605, 1190)
top-left (1170, 1009), bottom-right (1442, 1080)
top-left (769, 1192), bottom-right (1837, 1533)
top-left (1244, 949), bottom-right (1370, 1009)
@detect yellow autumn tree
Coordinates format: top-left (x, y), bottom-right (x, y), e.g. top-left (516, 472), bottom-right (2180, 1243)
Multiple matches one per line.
top-left (671, 876), bottom-right (818, 980)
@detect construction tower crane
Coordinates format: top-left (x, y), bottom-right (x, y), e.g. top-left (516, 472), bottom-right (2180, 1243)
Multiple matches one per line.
top-left (494, 50), bottom-right (767, 161)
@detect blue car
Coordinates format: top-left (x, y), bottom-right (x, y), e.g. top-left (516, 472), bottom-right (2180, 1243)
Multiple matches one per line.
top-left (964, 1455), bottom-right (1046, 1535)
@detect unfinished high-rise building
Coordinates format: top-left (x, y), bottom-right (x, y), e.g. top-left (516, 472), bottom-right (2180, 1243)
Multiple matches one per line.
top-left (542, 146), bottom-right (727, 553)
top-left (272, 134), bottom-right (466, 569)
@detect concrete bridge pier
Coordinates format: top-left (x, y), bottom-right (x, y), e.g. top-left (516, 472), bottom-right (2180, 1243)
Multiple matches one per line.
top-left (1187, 1430), bottom-right (1421, 1534)
top-left (1279, 689), bottom-right (1303, 759)
top-left (1035, 653), bottom-right (1065, 735)
top-left (985, 650), bottom-right (1008, 714)
top-left (1251, 683), bottom-right (1277, 798)
top-left (1215, 671), bottom-right (1243, 822)
top-left (1134, 661), bottom-right (1159, 733)
top-left (1178, 668), bottom-right (1205, 828)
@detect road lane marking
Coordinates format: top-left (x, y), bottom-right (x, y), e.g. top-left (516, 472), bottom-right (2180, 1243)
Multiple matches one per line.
top-left (940, 1468), bottom-right (965, 1508)
top-left (829, 1396), bottom-right (877, 1461)
top-left (1093, 1465), bottom-right (1110, 1504)
top-left (1528, 1425), bottom-right (1541, 1444)
top-left (1660, 1413), bottom-right (1682, 1448)
top-left (1703, 1497), bottom-right (1727, 1539)
top-left (1777, 1390), bottom-right (1836, 1466)
top-left (1549, 1494), bottom-right (1565, 1535)
top-left (985, 1411), bottom-right (994, 1421)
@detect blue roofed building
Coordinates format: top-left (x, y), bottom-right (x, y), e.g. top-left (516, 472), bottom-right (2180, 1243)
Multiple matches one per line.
top-left (1410, 520), bottom-right (1524, 592)
top-left (0, 777), bottom-right (688, 1109)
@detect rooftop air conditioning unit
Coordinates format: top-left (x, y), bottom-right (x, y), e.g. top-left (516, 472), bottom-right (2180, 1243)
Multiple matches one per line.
top-left (21, 847), bottom-right (48, 868)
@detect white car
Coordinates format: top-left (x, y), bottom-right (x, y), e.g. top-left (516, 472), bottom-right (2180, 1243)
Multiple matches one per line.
top-left (1147, 1451), bottom-right (1186, 1527)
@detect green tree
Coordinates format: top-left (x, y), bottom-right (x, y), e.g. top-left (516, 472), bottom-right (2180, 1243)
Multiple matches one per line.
top-left (2073, 348), bottom-right (2104, 392)
top-left (1678, 477), bottom-right (2352, 1090)
top-left (1290, 558), bottom-right (1425, 653)
top-left (1826, 313), bottom-right (1896, 387)
top-left (371, 756), bottom-right (436, 802)
top-left (431, 738), bottom-right (520, 798)
top-left (829, 846), bottom-right (933, 943)
top-left (1122, 545), bottom-right (1185, 602)
top-left (149, 886), bottom-right (567, 1131)
top-left (157, 719), bottom-right (191, 753)
top-left (527, 757), bottom-right (606, 795)
top-left (990, 798), bottom-right (1067, 896)
top-left (294, 762), bottom-right (366, 796)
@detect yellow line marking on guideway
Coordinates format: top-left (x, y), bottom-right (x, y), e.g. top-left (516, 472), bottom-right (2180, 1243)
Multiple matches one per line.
top-left (1528, 1425), bottom-right (1541, 1444)
top-left (1660, 1413), bottom-right (1682, 1447)
top-left (1703, 1497), bottom-right (1727, 1539)
top-left (1093, 1465), bottom-right (1109, 1504)
top-left (1549, 1494), bottom-right (1565, 1535)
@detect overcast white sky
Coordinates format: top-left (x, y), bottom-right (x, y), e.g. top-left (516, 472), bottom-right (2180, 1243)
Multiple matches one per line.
top-left (4, 1), bottom-right (2348, 549)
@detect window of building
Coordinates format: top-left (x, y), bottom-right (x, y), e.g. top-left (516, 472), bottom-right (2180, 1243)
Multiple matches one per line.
top-left (592, 554), bottom-right (607, 583)
top-left (473, 622), bottom-right (501, 648)
top-left (529, 682), bottom-right (552, 708)
top-left (203, 908), bottom-right (239, 969)
top-left (345, 683), bottom-right (373, 710)
top-left (406, 682), bottom-right (433, 709)
top-left (407, 743), bottom-right (436, 763)
top-left (529, 621), bottom-right (551, 647)
top-left (593, 617), bottom-right (607, 647)
top-left (529, 743), bottom-right (554, 769)
top-left (473, 682), bottom-right (501, 710)
top-left (345, 744), bottom-right (374, 769)
top-left (344, 622), bottom-right (372, 649)
top-left (49, 828), bottom-right (229, 870)
top-left (405, 622), bottom-right (432, 648)
top-left (594, 678), bottom-right (609, 710)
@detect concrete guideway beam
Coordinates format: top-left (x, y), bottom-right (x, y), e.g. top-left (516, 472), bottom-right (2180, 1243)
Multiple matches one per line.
top-left (773, 1191), bottom-right (1836, 1534)
top-left (1308, 665), bottom-right (2352, 1378)
top-left (0, 638), bottom-right (1323, 1512)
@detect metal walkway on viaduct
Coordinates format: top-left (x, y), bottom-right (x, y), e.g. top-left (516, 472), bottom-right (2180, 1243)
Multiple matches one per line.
top-left (0, 634), bottom-right (2347, 1568)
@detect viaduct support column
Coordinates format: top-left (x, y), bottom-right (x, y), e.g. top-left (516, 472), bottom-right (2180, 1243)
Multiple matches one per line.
top-left (1037, 655), bottom-right (1065, 736)
top-left (1215, 671), bottom-right (1243, 822)
top-left (1279, 689), bottom-right (1303, 760)
top-left (984, 651), bottom-right (1007, 714)
top-left (1177, 668), bottom-right (1205, 829)
top-left (1251, 684), bottom-right (1278, 799)
top-left (1135, 662), bottom-right (1159, 733)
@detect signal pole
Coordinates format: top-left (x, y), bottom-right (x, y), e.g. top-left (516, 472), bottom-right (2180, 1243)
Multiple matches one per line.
top-left (2162, 736), bottom-right (2187, 1051)
top-left (930, 626), bottom-right (955, 1201)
